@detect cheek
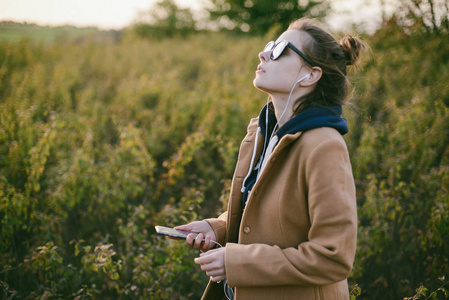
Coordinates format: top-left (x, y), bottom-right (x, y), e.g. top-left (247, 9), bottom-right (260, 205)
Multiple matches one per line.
top-left (270, 67), bottom-right (298, 90)
top-left (282, 65), bottom-right (301, 82)
top-left (253, 61), bottom-right (301, 92)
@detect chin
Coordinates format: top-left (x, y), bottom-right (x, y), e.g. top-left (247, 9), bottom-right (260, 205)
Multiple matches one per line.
top-left (252, 77), bottom-right (260, 86)
top-left (253, 78), bottom-right (267, 91)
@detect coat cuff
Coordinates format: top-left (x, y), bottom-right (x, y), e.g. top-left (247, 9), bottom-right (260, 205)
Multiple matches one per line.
top-left (204, 216), bottom-right (227, 247)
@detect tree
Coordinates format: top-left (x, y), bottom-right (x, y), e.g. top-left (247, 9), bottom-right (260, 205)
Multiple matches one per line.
top-left (395, 0), bottom-right (449, 34)
top-left (133, 0), bottom-right (196, 39)
top-left (206, 0), bottom-right (330, 34)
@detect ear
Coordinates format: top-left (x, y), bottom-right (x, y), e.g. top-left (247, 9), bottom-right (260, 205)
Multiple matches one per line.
top-left (299, 67), bottom-right (322, 87)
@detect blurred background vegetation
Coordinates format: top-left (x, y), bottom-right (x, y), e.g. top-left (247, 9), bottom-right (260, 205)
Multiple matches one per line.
top-left (1, 0), bottom-right (448, 299)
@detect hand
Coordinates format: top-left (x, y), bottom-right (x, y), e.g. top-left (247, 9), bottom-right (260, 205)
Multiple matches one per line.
top-left (194, 247), bottom-right (226, 283)
top-left (175, 221), bottom-right (216, 252)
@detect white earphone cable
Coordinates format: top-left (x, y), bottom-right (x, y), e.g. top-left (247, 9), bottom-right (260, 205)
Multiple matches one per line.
top-left (220, 74), bottom-right (310, 300)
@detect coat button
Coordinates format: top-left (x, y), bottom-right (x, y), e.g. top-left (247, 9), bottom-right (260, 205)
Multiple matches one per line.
top-left (243, 226), bottom-right (251, 234)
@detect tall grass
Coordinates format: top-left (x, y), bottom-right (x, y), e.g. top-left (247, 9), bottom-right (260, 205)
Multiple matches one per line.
top-left (1, 21), bottom-right (448, 299)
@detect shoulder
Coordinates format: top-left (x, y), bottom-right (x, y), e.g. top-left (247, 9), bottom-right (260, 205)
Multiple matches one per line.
top-left (291, 128), bottom-right (350, 169)
top-left (301, 127), bottom-right (346, 143)
top-left (299, 127), bottom-right (348, 151)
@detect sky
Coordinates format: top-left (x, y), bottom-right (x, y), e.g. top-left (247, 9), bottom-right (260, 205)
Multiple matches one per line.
top-left (0, 0), bottom-right (390, 32)
top-left (0, 0), bottom-right (202, 29)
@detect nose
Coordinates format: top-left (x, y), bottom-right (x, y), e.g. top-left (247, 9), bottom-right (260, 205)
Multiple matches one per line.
top-left (258, 50), bottom-right (269, 61)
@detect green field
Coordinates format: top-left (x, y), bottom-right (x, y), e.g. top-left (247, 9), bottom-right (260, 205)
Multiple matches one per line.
top-left (0, 21), bottom-right (111, 44)
top-left (1, 21), bottom-right (448, 299)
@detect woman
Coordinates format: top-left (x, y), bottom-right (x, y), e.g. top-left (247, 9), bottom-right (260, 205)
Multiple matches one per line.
top-left (175, 18), bottom-right (365, 300)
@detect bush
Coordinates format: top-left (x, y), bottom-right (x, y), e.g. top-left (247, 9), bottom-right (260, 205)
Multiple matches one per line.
top-left (347, 19), bottom-right (449, 299)
top-left (0, 32), bottom-right (263, 299)
top-left (1, 18), bottom-right (448, 299)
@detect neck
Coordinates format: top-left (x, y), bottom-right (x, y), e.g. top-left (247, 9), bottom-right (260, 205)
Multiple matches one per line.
top-left (270, 80), bottom-right (315, 128)
top-left (271, 95), bottom-right (292, 128)
top-left (270, 90), bottom-right (305, 128)
top-left (267, 80), bottom-right (315, 128)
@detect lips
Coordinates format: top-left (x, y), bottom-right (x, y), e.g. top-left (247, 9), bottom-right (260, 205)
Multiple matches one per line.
top-left (256, 65), bottom-right (265, 73)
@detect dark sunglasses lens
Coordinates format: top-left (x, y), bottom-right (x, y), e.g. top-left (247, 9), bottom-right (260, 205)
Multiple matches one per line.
top-left (271, 41), bottom-right (287, 60)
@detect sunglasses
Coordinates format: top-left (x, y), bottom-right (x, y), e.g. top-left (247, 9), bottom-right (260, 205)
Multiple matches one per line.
top-left (263, 40), bottom-right (317, 66)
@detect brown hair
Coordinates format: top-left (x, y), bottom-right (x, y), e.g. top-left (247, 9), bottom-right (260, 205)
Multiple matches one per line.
top-left (288, 18), bottom-right (366, 114)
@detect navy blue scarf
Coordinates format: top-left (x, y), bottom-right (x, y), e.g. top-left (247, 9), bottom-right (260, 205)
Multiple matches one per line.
top-left (259, 103), bottom-right (348, 144)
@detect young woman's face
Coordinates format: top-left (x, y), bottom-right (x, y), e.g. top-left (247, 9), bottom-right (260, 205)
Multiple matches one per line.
top-left (253, 30), bottom-right (311, 95)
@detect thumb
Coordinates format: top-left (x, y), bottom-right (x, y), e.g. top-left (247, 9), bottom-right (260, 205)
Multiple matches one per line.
top-left (174, 223), bottom-right (193, 231)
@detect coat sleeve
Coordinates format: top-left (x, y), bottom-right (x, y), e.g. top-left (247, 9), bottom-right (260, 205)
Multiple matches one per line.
top-left (225, 137), bottom-right (357, 287)
top-left (204, 211), bottom-right (227, 247)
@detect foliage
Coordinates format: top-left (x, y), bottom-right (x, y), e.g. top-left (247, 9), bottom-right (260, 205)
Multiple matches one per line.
top-left (394, 0), bottom-right (449, 34)
top-left (0, 21), bottom-right (114, 44)
top-left (350, 284), bottom-right (362, 300)
top-left (403, 276), bottom-right (449, 299)
top-left (346, 17), bottom-right (449, 299)
top-left (1, 13), bottom-right (449, 300)
top-left (133, 0), bottom-right (197, 39)
top-left (0, 31), bottom-right (262, 299)
top-left (133, 0), bottom-right (331, 36)
top-left (206, 0), bottom-right (329, 34)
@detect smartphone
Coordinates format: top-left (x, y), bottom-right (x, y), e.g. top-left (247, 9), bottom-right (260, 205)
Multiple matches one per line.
top-left (155, 225), bottom-right (204, 241)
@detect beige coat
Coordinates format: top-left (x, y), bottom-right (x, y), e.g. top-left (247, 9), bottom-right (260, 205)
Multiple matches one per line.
top-left (203, 117), bottom-right (357, 300)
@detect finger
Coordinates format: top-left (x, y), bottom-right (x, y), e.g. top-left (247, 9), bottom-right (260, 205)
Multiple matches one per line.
top-left (194, 254), bottom-right (213, 266)
top-left (186, 233), bottom-right (196, 247)
top-left (205, 269), bottom-right (224, 277)
top-left (178, 220), bottom-right (205, 231)
top-left (210, 275), bottom-right (226, 283)
top-left (200, 262), bottom-right (219, 272)
top-left (198, 259), bottom-right (221, 272)
top-left (193, 233), bottom-right (205, 250)
top-left (196, 248), bottom-right (221, 264)
top-left (199, 247), bottom-right (221, 257)
top-left (174, 224), bottom-right (192, 231)
top-left (200, 235), bottom-right (212, 251)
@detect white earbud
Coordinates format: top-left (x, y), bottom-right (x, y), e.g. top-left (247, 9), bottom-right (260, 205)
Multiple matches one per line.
top-left (295, 73), bottom-right (310, 84)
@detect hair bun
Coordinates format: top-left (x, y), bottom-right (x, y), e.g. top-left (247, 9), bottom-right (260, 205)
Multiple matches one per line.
top-left (340, 34), bottom-right (366, 66)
